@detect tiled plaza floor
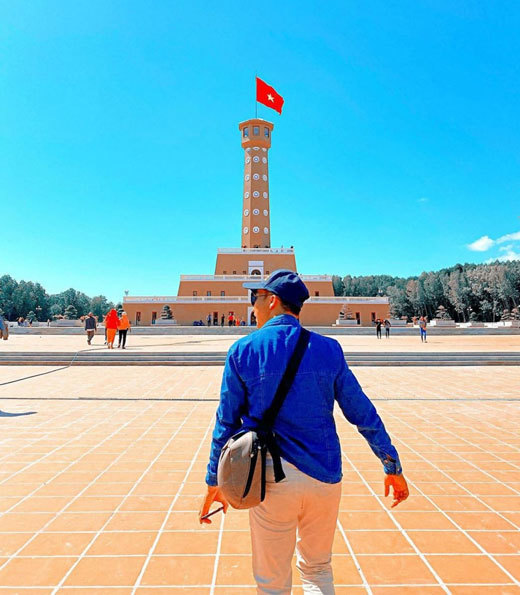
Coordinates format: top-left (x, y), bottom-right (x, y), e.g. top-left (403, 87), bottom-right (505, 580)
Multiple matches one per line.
top-left (1, 359), bottom-right (520, 592)
top-left (3, 333), bottom-right (520, 353)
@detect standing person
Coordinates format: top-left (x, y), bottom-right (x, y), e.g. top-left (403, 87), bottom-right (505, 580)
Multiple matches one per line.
top-left (104, 309), bottom-right (119, 349)
top-left (207, 313), bottom-right (212, 327)
top-left (117, 311), bottom-right (131, 349)
top-left (220, 314), bottom-right (225, 327)
top-left (84, 312), bottom-right (97, 345)
top-left (374, 318), bottom-right (382, 339)
top-left (384, 318), bottom-right (391, 339)
top-left (0, 313), bottom-right (8, 341)
top-left (228, 313), bottom-right (234, 327)
top-left (200, 269), bottom-right (408, 594)
top-left (419, 316), bottom-right (427, 343)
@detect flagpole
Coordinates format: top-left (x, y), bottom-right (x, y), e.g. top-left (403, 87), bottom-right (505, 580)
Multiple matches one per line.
top-left (255, 73), bottom-right (258, 118)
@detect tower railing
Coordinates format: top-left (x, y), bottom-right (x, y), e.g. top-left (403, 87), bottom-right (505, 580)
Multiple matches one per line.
top-left (217, 247), bottom-right (294, 254)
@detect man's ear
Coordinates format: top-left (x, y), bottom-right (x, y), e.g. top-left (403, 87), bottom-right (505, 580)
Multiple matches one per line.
top-left (268, 295), bottom-right (278, 311)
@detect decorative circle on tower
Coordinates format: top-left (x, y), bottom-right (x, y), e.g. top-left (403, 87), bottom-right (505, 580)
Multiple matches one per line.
top-left (264, 227), bottom-right (269, 234)
top-left (253, 146), bottom-right (260, 151)
top-left (262, 157), bottom-right (267, 163)
top-left (263, 209), bottom-right (268, 216)
top-left (243, 227), bottom-right (249, 234)
top-left (262, 175), bottom-right (268, 181)
top-left (263, 192), bottom-right (268, 198)
top-left (253, 209), bottom-right (259, 215)
top-left (246, 148), bottom-right (251, 152)
top-left (244, 209), bottom-right (249, 216)
top-left (246, 157), bottom-right (251, 164)
top-left (253, 174), bottom-right (259, 180)
top-left (244, 192), bottom-right (249, 198)
top-left (245, 175), bottom-right (250, 181)
top-left (253, 226), bottom-right (260, 233)
top-left (253, 191), bottom-right (259, 198)
top-left (253, 156), bottom-right (260, 163)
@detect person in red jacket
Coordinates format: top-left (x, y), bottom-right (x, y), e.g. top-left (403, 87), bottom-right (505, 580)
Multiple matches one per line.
top-left (105, 309), bottom-right (119, 349)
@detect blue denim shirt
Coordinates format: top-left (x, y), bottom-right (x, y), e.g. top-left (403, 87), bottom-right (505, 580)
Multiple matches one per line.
top-left (206, 315), bottom-right (402, 486)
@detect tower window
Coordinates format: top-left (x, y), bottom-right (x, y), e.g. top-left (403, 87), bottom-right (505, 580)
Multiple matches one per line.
top-left (243, 127), bottom-right (249, 137)
top-left (253, 126), bottom-right (259, 135)
top-left (223, 270), bottom-right (227, 274)
top-left (315, 291), bottom-right (320, 296)
top-left (221, 291), bottom-right (225, 296)
top-left (193, 291), bottom-right (197, 296)
top-left (207, 291), bottom-right (212, 296)
top-left (264, 127), bottom-right (269, 137)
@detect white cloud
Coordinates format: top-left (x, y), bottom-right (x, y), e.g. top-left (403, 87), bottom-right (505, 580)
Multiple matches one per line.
top-left (417, 197), bottom-right (429, 203)
top-left (497, 231), bottom-right (520, 243)
top-left (468, 235), bottom-right (495, 252)
top-left (487, 249), bottom-right (520, 263)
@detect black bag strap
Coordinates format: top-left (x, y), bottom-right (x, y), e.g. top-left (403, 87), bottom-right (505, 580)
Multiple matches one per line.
top-left (262, 326), bottom-right (310, 429)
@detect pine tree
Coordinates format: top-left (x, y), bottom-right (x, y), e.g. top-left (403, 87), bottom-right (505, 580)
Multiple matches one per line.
top-left (64, 304), bottom-right (78, 320)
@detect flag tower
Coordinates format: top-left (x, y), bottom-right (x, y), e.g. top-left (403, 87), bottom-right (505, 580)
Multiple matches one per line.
top-left (238, 119), bottom-right (274, 249)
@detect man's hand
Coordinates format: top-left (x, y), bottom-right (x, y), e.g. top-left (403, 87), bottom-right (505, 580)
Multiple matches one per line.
top-left (384, 474), bottom-right (409, 508)
top-left (199, 485), bottom-right (229, 524)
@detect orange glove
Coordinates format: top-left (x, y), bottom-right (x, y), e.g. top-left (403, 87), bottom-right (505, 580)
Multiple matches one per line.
top-left (384, 474), bottom-right (409, 508)
top-left (199, 485), bottom-right (229, 524)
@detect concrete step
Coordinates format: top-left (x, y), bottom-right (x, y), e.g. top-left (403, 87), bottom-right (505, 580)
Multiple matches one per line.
top-left (1, 351), bottom-right (520, 366)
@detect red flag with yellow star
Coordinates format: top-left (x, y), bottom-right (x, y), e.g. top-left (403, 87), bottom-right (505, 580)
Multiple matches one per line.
top-left (256, 77), bottom-right (284, 114)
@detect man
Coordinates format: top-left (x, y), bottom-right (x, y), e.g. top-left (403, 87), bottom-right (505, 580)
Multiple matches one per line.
top-left (84, 312), bottom-right (97, 345)
top-left (419, 316), bottom-right (427, 342)
top-left (0, 313), bottom-right (8, 341)
top-left (207, 313), bottom-right (212, 327)
top-left (200, 270), bottom-right (409, 594)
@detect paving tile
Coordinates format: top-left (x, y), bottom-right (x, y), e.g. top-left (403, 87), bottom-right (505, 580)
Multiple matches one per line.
top-left (469, 531), bottom-right (520, 554)
top-left (87, 531), bottom-right (157, 555)
top-left (19, 533), bottom-right (94, 556)
top-left (344, 530), bottom-right (415, 554)
top-left (104, 511), bottom-right (166, 531)
top-left (449, 587), bottom-right (520, 595)
top-left (63, 556), bottom-right (146, 586)
top-left (426, 554), bottom-right (513, 583)
top-left (407, 530), bottom-right (481, 554)
top-left (356, 554), bottom-right (436, 585)
top-left (140, 555), bottom-right (214, 585)
top-left (0, 557), bottom-right (77, 587)
top-left (495, 555), bottom-right (520, 581)
top-left (0, 533), bottom-right (33, 556)
top-left (154, 531), bottom-right (219, 554)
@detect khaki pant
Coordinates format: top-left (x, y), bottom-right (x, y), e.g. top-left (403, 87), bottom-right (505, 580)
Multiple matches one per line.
top-left (249, 459), bottom-right (342, 594)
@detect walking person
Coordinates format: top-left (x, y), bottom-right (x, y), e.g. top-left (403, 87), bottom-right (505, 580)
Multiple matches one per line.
top-left (104, 309), bottom-right (119, 349)
top-left (207, 313), bottom-right (212, 327)
top-left (200, 269), bottom-right (408, 594)
top-left (220, 314), bottom-right (225, 327)
top-left (0, 313), bottom-right (8, 341)
top-left (84, 312), bottom-right (97, 345)
top-left (117, 311), bottom-right (131, 349)
top-left (419, 316), bottom-right (427, 343)
top-left (228, 313), bottom-right (234, 327)
top-left (384, 318), bottom-right (391, 339)
top-left (374, 317), bottom-right (382, 339)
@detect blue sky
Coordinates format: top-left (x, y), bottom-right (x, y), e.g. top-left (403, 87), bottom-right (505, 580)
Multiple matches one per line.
top-left (1, 1), bottom-right (519, 301)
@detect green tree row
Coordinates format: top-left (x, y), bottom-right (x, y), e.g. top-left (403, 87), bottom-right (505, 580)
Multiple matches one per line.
top-left (332, 261), bottom-right (520, 322)
top-left (0, 274), bottom-right (115, 321)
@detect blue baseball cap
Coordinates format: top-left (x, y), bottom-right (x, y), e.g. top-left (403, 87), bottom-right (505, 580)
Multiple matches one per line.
top-left (243, 269), bottom-right (310, 309)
